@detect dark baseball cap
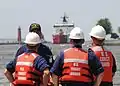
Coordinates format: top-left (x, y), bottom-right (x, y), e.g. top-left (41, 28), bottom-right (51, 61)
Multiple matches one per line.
top-left (29, 23), bottom-right (41, 32)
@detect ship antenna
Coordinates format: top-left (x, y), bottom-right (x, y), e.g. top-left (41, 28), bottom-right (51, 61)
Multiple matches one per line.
top-left (61, 12), bottom-right (69, 23)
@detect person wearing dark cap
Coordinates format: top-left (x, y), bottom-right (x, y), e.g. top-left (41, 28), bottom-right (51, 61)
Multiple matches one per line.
top-left (6, 23), bottom-right (54, 85)
top-left (17, 23), bottom-right (54, 68)
top-left (29, 23), bottom-right (44, 41)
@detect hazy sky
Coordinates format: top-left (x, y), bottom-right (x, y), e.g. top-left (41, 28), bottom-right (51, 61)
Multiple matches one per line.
top-left (0, 0), bottom-right (119, 41)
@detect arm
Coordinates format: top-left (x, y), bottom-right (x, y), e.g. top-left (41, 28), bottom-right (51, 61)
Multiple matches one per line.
top-left (34, 56), bottom-right (50, 85)
top-left (112, 54), bottom-right (117, 77)
top-left (50, 51), bottom-right (64, 86)
top-left (38, 44), bottom-right (54, 68)
top-left (15, 45), bottom-right (26, 58)
top-left (52, 73), bottom-right (59, 86)
top-left (88, 48), bottom-right (104, 86)
top-left (4, 59), bottom-right (16, 83)
top-left (45, 47), bottom-right (54, 68)
top-left (94, 72), bottom-right (104, 86)
top-left (43, 68), bottom-right (50, 86)
top-left (4, 69), bottom-right (14, 83)
top-left (5, 59), bottom-right (16, 73)
top-left (4, 45), bottom-right (25, 82)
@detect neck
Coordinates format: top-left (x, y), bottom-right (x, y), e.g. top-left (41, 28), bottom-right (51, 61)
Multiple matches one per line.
top-left (92, 42), bottom-right (103, 46)
top-left (73, 44), bottom-right (82, 48)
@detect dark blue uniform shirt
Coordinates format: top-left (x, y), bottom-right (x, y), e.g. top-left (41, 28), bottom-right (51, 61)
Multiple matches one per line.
top-left (15, 43), bottom-right (54, 68)
top-left (6, 50), bottom-right (49, 73)
top-left (50, 48), bottom-right (104, 78)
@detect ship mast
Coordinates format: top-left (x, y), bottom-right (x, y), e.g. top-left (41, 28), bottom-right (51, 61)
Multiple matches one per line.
top-left (61, 13), bottom-right (69, 23)
top-left (52, 13), bottom-right (74, 44)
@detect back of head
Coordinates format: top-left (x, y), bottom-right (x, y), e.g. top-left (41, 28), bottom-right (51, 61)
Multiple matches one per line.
top-left (69, 27), bottom-right (84, 46)
top-left (89, 25), bottom-right (106, 40)
top-left (24, 32), bottom-right (41, 46)
top-left (29, 23), bottom-right (41, 32)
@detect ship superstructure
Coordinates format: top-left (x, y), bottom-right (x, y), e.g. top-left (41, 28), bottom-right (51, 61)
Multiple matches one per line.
top-left (52, 13), bottom-right (74, 44)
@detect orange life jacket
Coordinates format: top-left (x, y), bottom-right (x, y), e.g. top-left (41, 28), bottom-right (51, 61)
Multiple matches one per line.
top-left (14, 53), bottom-right (43, 85)
top-left (60, 48), bottom-right (93, 82)
top-left (91, 46), bottom-right (113, 82)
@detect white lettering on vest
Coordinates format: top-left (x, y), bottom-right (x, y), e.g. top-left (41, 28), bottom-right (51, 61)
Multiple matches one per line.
top-left (73, 63), bottom-right (79, 66)
top-left (70, 72), bottom-right (80, 76)
top-left (18, 72), bottom-right (26, 75)
top-left (18, 77), bottom-right (26, 80)
top-left (100, 56), bottom-right (110, 61)
top-left (101, 62), bottom-right (110, 67)
top-left (71, 67), bottom-right (81, 71)
top-left (20, 67), bottom-right (25, 71)
top-left (16, 62), bottom-right (33, 67)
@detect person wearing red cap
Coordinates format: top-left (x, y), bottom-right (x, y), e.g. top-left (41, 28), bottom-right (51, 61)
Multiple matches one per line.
top-left (17, 23), bottom-right (54, 68)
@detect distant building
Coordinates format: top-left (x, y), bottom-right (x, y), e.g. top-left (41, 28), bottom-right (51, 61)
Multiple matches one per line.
top-left (17, 26), bottom-right (22, 44)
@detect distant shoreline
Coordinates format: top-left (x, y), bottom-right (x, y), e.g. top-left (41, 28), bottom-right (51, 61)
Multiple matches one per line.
top-left (104, 43), bottom-right (120, 46)
top-left (0, 42), bottom-right (120, 46)
top-left (0, 40), bottom-right (120, 46)
top-left (0, 43), bottom-right (24, 45)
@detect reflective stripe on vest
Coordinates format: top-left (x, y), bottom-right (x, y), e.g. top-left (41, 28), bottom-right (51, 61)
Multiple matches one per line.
top-left (91, 46), bottom-right (113, 82)
top-left (14, 53), bottom-right (42, 85)
top-left (60, 48), bottom-right (93, 82)
top-left (64, 58), bottom-right (88, 64)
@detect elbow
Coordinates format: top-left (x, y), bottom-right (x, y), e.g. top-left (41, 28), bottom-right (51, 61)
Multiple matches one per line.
top-left (4, 69), bottom-right (8, 76)
top-left (98, 72), bottom-right (104, 79)
top-left (44, 69), bottom-right (50, 76)
top-left (96, 71), bottom-right (104, 78)
top-left (101, 72), bottom-right (104, 76)
top-left (4, 69), bottom-right (12, 78)
top-left (4, 69), bottom-right (11, 76)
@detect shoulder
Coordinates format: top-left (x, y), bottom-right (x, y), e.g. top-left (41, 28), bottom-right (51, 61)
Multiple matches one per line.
top-left (91, 46), bottom-right (101, 50)
top-left (88, 48), bottom-right (97, 60)
top-left (37, 43), bottom-right (52, 56)
top-left (15, 44), bottom-right (27, 57)
top-left (34, 56), bottom-right (47, 63)
top-left (88, 48), bottom-right (94, 54)
top-left (58, 50), bottom-right (64, 57)
top-left (103, 46), bottom-right (113, 54)
top-left (54, 50), bottom-right (64, 62)
top-left (64, 48), bottom-right (73, 53)
top-left (35, 55), bottom-right (43, 60)
top-left (18, 44), bottom-right (27, 51)
top-left (34, 56), bottom-right (50, 71)
top-left (40, 43), bottom-right (50, 49)
top-left (38, 43), bottom-right (51, 52)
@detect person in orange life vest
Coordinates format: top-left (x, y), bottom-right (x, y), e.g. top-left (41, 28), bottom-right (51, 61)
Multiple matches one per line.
top-left (50, 27), bottom-right (104, 86)
top-left (5, 23), bottom-right (54, 85)
top-left (4, 32), bottom-right (50, 86)
top-left (16, 23), bottom-right (54, 68)
top-left (89, 25), bottom-right (117, 86)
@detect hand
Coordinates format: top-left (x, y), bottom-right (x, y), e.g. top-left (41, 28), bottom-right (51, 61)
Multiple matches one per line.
top-left (47, 82), bottom-right (54, 86)
top-left (47, 75), bottom-right (54, 86)
top-left (10, 81), bottom-right (16, 86)
top-left (9, 83), bottom-right (14, 86)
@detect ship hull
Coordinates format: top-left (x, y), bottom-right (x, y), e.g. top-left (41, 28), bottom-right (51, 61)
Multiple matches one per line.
top-left (53, 35), bottom-right (68, 44)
